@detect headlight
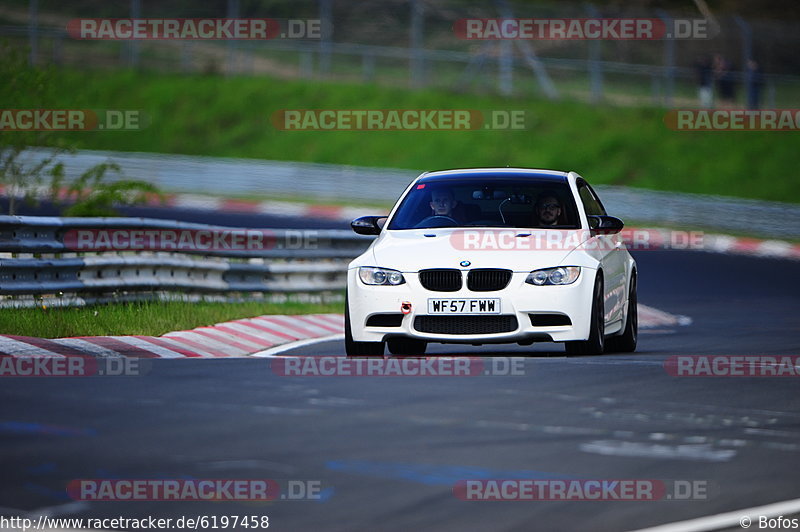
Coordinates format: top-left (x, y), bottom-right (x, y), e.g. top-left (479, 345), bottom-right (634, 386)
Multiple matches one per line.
top-left (359, 267), bottom-right (406, 286)
top-left (525, 266), bottom-right (580, 286)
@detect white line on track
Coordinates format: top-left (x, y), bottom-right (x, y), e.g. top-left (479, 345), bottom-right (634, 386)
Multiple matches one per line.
top-left (251, 334), bottom-right (345, 357)
top-left (629, 496), bottom-right (800, 531)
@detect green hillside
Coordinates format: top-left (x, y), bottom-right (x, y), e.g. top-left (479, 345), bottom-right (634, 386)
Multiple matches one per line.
top-left (12, 69), bottom-right (800, 203)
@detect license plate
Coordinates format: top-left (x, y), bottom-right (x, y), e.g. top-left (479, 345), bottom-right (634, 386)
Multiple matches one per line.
top-left (427, 298), bottom-right (501, 314)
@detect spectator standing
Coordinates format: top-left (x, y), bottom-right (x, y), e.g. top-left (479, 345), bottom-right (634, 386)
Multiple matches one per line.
top-left (713, 54), bottom-right (737, 107)
top-left (694, 55), bottom-right (714, 108)
top-left (746, 59), bottom-right (765, 109)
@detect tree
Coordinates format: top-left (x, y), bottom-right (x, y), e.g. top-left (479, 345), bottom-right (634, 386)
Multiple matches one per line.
top-left (0, 42), bottom-right (162, 216)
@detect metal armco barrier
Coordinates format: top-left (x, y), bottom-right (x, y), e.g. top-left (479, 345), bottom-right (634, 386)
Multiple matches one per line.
top-left (0, 216), bottom-right (374, 306)
top-left (17, 148), bottom-right (800, 239)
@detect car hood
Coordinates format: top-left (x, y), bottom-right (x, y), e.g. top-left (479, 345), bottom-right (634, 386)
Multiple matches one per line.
top-left (368, 228), bottom-right (591, 271)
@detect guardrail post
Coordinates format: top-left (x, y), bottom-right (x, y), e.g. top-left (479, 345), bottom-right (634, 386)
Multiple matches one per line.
top-left (498, 40), bottom-right (513, 96)
top-left (766, 79), bottom-right (775, 108)
top-left (300, 50), bottom-right (314, 78)
top-left (181, 42), bottom-right (193, 72)
top-left (734, 16), bottom-right (755, 108)
top-left (497, 0), bottom-right (514, 96)
top-left (410, 0), bottom-right (425, 88)
top-left (128, 0), bottom-right (141, 69)
top-left (362, 52), bottom-right (375, 83)
top-left (53, 33), bottom-right (64, 66)
top-left (656, 9), bottom-right (675, 107)
top-left (651, 72), bottom-right (661, 106)
top-left (586, 4), bottom-right (604, 104)
top-left (28, 0), bottom-right (38, 66)
top-left (318, 0), bottom-right (333, 77)
top-left (226, 0), bottom-right (240, 76)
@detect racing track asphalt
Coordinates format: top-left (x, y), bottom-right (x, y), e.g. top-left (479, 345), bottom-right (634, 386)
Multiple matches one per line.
top-left (0, 212), bottom-right (798, 531)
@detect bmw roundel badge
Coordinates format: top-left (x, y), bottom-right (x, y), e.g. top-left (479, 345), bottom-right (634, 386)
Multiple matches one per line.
top-left (460, 260), bottom-right (471, 267)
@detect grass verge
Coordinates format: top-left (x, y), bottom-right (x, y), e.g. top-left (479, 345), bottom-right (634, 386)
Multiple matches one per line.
top-left (15, 69), bottom-right (800, 204)
top-left (1, 299), bottom-right (343, 339)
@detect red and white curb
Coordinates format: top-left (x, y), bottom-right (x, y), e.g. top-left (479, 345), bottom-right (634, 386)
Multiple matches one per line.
top-left (627, 227), bottom-right (800, 261)
top-left (0, 305), bottom-right (686, 358)
top-left (638, 304), bottom-right (692, 329)
top-left (160, 193), bottom-right (368, 223)
top-left (0, 314), bottom-right (344, 359)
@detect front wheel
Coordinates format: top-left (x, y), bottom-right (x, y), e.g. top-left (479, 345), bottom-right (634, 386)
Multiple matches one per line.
top-left (565, 274), bottom-right (605, 356)
top-left (345, 295), bottom-right (385, 357)
top-left (606, 273), bottom-right (637, 353)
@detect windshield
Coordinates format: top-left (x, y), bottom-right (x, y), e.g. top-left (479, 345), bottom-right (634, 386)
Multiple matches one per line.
top-left (387, 177), bottom-right (580, 230)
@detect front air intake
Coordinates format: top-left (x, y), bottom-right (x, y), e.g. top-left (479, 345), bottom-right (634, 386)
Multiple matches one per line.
top-left (366, 314), bottom-right (404, 327)
top-left (414, 315), bottom-right (518, 335)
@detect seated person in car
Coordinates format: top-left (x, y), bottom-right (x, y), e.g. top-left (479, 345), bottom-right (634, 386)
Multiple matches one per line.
top-left (429, 188), bottom-right (461, 220)
top-left (534, 191), bottom-right (563, 226)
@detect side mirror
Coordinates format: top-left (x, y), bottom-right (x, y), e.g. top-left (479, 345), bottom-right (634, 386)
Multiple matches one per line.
top-left (587, 215), bottom-right (624, 235)
top-left (351, 216), bottom-right (386, 235)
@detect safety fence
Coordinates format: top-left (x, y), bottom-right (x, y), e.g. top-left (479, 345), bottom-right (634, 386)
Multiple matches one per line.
top-left (0, 215), bottom-right (373, 308)
top-left (6, 0), bottom-right (800, 107)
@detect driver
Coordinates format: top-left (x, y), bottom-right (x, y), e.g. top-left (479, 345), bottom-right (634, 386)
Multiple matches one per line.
top-left (535, 192), bottom-right (562, 226)
top-left (429, 188), bottom-right (460, 219)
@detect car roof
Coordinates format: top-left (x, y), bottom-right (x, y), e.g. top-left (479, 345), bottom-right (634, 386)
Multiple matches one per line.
top-left (418, 168), bottom-right (570, 183)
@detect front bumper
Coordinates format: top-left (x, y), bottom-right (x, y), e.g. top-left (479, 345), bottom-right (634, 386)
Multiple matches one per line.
top-left (347, 268), bottom-right (597, 344)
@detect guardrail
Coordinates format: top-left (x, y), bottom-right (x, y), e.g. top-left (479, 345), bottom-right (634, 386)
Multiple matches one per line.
top-left (0, 216), bottom-right (373, 308)
top-left (15, 148), bottom-right (800, 239)
top-left (3, 212), bottom-right (795, 309)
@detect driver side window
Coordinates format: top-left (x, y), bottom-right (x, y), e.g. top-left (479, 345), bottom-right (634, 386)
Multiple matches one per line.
top-left (578, 183), bottom-right (606, 216)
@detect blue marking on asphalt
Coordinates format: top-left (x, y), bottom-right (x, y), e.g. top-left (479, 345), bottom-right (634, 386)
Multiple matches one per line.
top-left (24, 482), bottom-right (71, 501)
top-left (90, 469), bottom-right (195, 480)
top-left (0, 421), bottom-right (96, 437)
top-left (325, 460), bottom-right (574, 486)
top-left (27, 462), bottom-right (58, 475)
top-left (22, 459), bottom-right (336, 504)
top-left (93, 468), bottom-right (113, 478)
top-left (316, 487), bottom-right (335, 502)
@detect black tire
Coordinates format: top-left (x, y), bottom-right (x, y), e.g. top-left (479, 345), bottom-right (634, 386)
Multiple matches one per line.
top-left (344, 294), bottom-right (384, 357)
top-left (387, 337), bottom-right (428, 356)
top-left (565, 273), bottom-right (605, 356)
top-left (606, 273), bottom-right (638, 353)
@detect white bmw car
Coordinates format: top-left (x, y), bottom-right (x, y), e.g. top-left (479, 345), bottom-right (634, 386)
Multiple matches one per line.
top-left (346, 168), bottom-right (637, 357)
